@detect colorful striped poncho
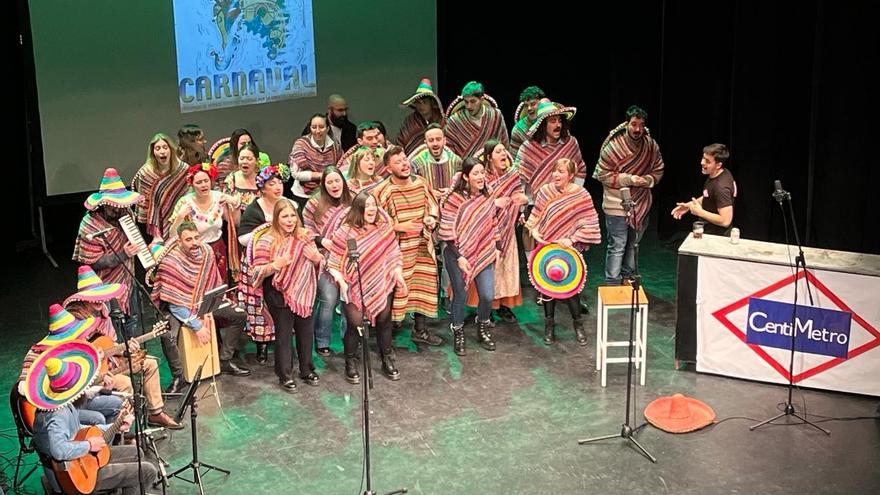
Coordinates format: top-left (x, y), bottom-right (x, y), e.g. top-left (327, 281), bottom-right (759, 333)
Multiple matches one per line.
top-left (131, 161), bottom-right (189, 239)
top-left (593, 123), bottom-right (665, 231)
top-left (150, 239), bottom-right (223, 315)
top-left (250, 226), bottom-right (320, 319)
top-left (445, 103), bottom-right (509, 159)
top-left (509, 116), bottom-right (535, 159)
top-left (72, 213), bottom-right (134, 312)
top-left (525, 184), bottom-right (602, 252)
top-left (516, 136), bottom-right (587, 198)
top-left (376, 176), bottom-right (439, 320)
top-left (239, 224), bottom-right (273, 342)
top-left (303, 196), bottom-right (348, 253)
top-left (326, 209), bottom-right (402, 325)
top-left (347, 177), bottom-right (379, 194)
top-left (397, 111), bottom-right (446, 156)
top-left (408, 144), bottom-right (462, 194)
top-left (439, 190), bottom-right (499, 289)
top-left (288, 136), bottom-right (341, 196)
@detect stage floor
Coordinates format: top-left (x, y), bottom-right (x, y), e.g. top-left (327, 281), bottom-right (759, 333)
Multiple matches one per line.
top-left (2, 233), bottom-right (878, 494)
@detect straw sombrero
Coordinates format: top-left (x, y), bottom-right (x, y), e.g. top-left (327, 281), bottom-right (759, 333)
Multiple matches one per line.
top-left (644, 393), bottom-right (716, 433)
top-left (526, 99), bottom-right (577, 138)
top-left (23, 340), bottom-right (101, 410)
top-left (62, 266), bottom-right (125, 307)
top-left (84, 168), bottom-right (143, 211)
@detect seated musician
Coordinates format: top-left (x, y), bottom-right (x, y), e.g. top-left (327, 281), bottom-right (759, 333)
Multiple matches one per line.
top-left (72, 168), bottom-right (145, 338)
top-left (64, 266), bottom-right (182, 430)
top-left (24, 340), bottom-right (158, 494)
top-left (18, 304), bottom-right (123, 426)
top-left (150, 221), bottom-right (251, 394)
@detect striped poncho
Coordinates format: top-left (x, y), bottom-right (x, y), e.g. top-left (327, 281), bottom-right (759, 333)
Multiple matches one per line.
top-left (303, 196), bottom-right (349, 254)
top-left (439, 190), bottom-right (500, 289)
top-left (288, 136), bottom-right (341, 197)
top-left (347, 177), bottom-right (379, 194)
top-left (593, 124), bottom-right (665, 231)
top-left (72, 213), bottom-right (134, 312)
top-left (509, 116), bottom-right (535, 158)
top-left (445, 103), bottom-right (509, 159)
top-left (131, 161), bottom-right (189, 239)
top-left (525, 184), bottom-right (602, 252)
top-left (326, 209), bottom-right (402, 324)
top-left (250, 226), bottom-right (320, 318)
top-left (408, 144), bottom-right (462, 194)
top-left (150, 239), bottom-right (223, 315)
top-left (397, 112), bottom-right (445, 156)
top-left (376, 176), bottom-right (439, 320)
top-left (516, 136), bottom-right (587, 198)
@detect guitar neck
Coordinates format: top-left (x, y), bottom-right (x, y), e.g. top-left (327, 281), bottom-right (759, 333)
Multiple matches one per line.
top-left (106, 330), bottom-right (159, 357)
top-left (102, 406), bottom-right (130, 442)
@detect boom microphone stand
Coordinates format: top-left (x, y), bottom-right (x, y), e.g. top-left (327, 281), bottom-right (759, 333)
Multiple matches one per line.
top-left (578, 188), bottom-right (657, 463)
top-left (347, 238), bottom-right (407, 495)
top-left (749, 180), bottom-right (829, 434)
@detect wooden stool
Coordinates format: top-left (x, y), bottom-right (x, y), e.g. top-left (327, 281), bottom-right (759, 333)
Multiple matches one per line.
top-left (596, 285), bottom-right (649, 387)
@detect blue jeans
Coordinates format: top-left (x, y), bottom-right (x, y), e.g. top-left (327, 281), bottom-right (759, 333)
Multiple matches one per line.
top-left (315, 270), bottom-right (345, 348)
top-left (444, 247), bottom-right (495, 326)
top-left (604, 215), bottom-right (645, 285)
top-left (83, 394), bottom-right (124, 423)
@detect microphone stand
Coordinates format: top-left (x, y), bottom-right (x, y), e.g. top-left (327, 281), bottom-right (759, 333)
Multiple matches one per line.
top-left (349, 246), bottom-right (407, 495)
top-left (93, 219), bottom-right (170, 495)
top-left (578, 198), bottom-right (657, 462)
top-left (750, 186), bottom-right (829, 434)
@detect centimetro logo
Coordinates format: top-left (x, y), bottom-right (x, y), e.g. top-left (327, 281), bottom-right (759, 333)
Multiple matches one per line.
top-left (745, 298), bottom-right (852, 358)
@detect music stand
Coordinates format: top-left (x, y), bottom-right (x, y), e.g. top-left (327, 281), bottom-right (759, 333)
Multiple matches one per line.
top-left (168, 363), bottom-right (231, 494)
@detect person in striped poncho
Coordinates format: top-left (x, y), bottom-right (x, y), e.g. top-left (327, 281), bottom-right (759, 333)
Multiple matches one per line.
top-left (131, 133), bottom-right (189, 241)
top-left (516, 99), bottom-right (586, 199)
top-left (288, 113), bottom-right (342, 210)
top-left (593, 105), bottom-right (664, 285)
top-left (327, 191), bottom-right (406, 382)
top-left (440, 158), bottom-right (502, 356)
top-left (526, 159), bottom-right (602, 345)
top-left (397, 78), bottom-right (446, 156)
top-left (509, 86), bottom-right (546, 158)
top-left (409, 123), bottom-right (463, 196)
top-left (373, 146), bottom-right (444, 346)
top-left (346, 146), bottom-right (383, 194)
top-left (444, 81), bottom-right (509, 159)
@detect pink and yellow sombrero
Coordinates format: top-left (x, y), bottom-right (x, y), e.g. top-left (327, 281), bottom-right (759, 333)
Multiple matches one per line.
top-left (528, 243), bottom-right (587, 299)
top-left (84, 168), bottom-right (143, 211)
top-left (62, 266), bottom-right (126, 307)
top-left (23, 340), bottom-right (101, 410)
top-left (37, 304), bottom-right (100, 347)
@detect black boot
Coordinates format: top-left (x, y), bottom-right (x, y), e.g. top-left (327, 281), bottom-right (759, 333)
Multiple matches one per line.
top-left (255, 342), bottom-right (268, 364)
top-left (573, 319), bottom-right (588, 346)
top-left (381, 348), bottom-right (401, 380)
top-left (344, 353), bottom-right (361, 384)
top-left (411, 314), bottom-right (443, 346)
top-left (221, 360), bottom-right (252, 376)
top-left (451, 323), bottom-right (466, 356)
top-left (477, 319), bottom-right (496, 351)
top-left (544, 317), bottom-right (556, 345)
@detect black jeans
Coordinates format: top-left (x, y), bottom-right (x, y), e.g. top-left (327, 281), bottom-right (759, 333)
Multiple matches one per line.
top-left (342, 293), bottom-right (394, 355)
top-left (160, 305), bottom-right (248, 378)
top-left (93, 445), bottom-right (159, 495)
top-left (263, 278), bottom-right (315, 381)
top-left (543, 293), bottom-right (581, 321)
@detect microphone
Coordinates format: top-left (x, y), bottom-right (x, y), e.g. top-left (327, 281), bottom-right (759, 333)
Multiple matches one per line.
top-left (346, 238), bottom-right (360, 261)
top-left (86, 226), bottom-right (115, 240)
top-left (772, 179), bottom-right (790, 204)
top-left (620, 187), bottom-right (635, 213)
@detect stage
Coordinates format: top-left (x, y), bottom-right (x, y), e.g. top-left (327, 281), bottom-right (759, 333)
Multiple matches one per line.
top-left (2, 232), bottom-right (878, 494)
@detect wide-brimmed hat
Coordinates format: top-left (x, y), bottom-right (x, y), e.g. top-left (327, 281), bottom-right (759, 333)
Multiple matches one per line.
top-left (401, 78), bottom-right (443, 112)
top-left (445, 93), bottom-right (501, 119)
top-left (84, 168), bottom-right (143, 211)
top-left (644, 393), bottom-right (716, 433)
top-left (145, 241), bottom-right (171, 286)
top-left (63, 266), bottom-right (125, 307)
top-left (38, 304), bottom-right (100, 347)
top-left (526, 99), bottom-right (577, 138)
top-left (23, 340), bottom-right (101, 410)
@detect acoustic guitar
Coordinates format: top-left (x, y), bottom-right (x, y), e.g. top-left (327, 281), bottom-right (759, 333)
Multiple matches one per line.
top-left (93, 320), bottom-right (169, 375)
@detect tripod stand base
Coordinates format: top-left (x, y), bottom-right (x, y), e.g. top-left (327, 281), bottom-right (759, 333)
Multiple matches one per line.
top-left (364, 489), bottom-right (408, 495)
top-left (749, 402), bottom-right (831, 434)
top-left (169, 461), bottom-right (231, 495)
top-left (578, 423), bottom-right (657, 463)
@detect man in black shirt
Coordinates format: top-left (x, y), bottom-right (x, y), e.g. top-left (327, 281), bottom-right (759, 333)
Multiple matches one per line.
top-left (671, 143), bottom-right (736, 235)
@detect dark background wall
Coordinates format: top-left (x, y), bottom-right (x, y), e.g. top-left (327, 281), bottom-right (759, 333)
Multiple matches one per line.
top-left (12, 0), bottom-right (880, 261)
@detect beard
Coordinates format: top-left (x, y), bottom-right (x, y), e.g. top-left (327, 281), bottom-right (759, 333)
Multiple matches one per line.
top-left (329, 113), bottom-right (349, 128)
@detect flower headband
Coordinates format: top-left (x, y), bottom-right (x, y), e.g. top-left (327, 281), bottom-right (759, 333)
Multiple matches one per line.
top-left (187, 162), bottom-right (218, 185)
top-left (255, 163), bottom-right (291, 189)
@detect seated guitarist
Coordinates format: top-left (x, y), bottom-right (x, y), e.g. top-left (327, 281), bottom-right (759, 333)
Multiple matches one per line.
top-left (64, 266), bottom-right (182, 430)
top-left (25, 340), bottom-right (159, 494)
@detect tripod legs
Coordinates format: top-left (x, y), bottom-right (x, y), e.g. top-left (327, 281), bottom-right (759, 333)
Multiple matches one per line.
top-left (749, 403), bottom-right (831, 434)
top-left (579, 424), bottom-right (657, 463)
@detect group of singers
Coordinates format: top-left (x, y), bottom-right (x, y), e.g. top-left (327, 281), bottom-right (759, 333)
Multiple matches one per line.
top-left (18, 79), bottom-right (736, 494)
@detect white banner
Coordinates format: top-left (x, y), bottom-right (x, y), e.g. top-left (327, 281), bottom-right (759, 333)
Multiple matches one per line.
top-left (696, 256), bottom-right (880, 396)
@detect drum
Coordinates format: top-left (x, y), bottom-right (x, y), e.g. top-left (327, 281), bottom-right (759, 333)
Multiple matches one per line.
top-left (179, 314), bottom-right (221, 382)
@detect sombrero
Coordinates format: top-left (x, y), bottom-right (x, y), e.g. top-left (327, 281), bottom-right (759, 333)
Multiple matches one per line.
top-left (23, 340), bottom-right (101, 410)
top-left (644, 393), bottom-right (716, 433)
top-left (62, 266), bottom-right (125, 307)
top-left (38, 304), bottom-right (101, 347)
top-left (401, 78), bottom-right (443, 111)
top-left (526, 99), bottom-right (577, 138)
top-left (84, 168), bottom-right (143, 211)
top-left (528, 243), bottom-right (587, 299)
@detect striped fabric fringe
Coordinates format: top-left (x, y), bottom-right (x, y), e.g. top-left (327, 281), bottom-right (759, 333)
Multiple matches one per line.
top-left (151, 239), bottom-right (222, 315)
top-left (440, 191), bottom-right (499, 289)
top-left (131, 161), bottom-right (189, 239)
top-left (251, 228), bottom-right (319, 318)
top-left (445, 105), bottom-right (509, 159)
top-left (516, 136), bottom-right (587, 196)
top-left (525, 184), bottom-right (602, 251)
top-left (72, 213), bottom-right (133, 312)
top-left (288, 136), bottom-right (341, 196)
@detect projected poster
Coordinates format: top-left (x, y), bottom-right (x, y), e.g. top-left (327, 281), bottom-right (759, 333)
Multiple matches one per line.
top-left (173, 0), bottom-right (316, 113)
